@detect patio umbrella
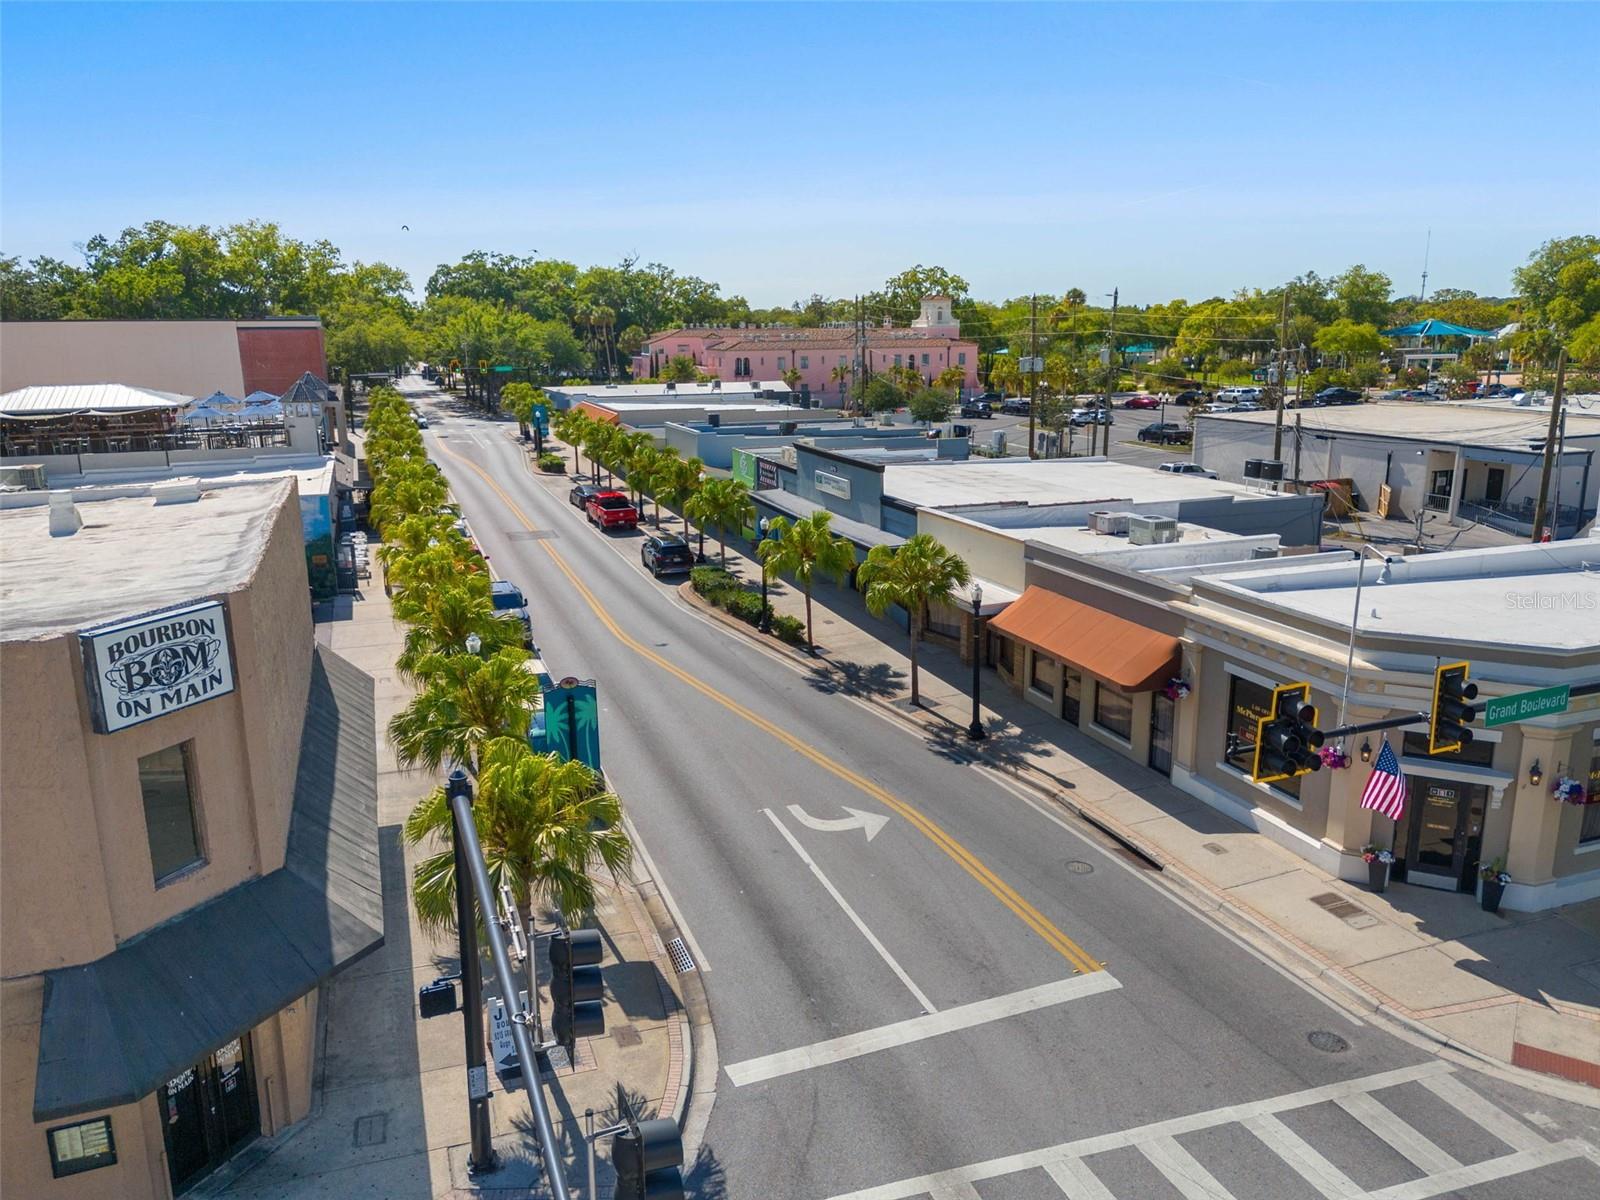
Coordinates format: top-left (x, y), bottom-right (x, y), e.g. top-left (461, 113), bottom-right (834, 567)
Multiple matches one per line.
top-left (244, 390), bottom-right (279, 405)
top-left (194, 390), bottom-right (245, 410)
top-left (180, 402), bottom-right (233, 425)
top-left (243, 399), bottom-right (283, 419)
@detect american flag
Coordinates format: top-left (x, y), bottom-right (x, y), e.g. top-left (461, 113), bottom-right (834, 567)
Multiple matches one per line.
top-left (1360, 740), bottom-right (1408, 821)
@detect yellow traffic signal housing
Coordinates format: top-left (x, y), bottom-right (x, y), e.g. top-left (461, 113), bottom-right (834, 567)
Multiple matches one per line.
top-left (1252, 682), bottom-right (1322, 783)
top-left (1429, 661), bottom-right (1477, 755)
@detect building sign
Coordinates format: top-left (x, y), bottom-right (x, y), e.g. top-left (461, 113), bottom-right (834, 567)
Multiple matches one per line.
top-left (1483, 684), bottom-right (1570, 727)
top-left (490, 990), bottom-right (530, 1079)
top-left (814, 470), bottom-right (852, 500)
top-left (757, 457), bottom-right (780, 491)
top-left (81, 600), bottom-right (236, 733)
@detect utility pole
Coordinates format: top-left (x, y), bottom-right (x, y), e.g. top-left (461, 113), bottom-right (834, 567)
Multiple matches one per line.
top-left (1530, 347), bottom-right (1568, 542)
top-left (1292, 411), bottom-right (1303, 493)
top-left (1027, 294), bottom-right (1038, 459)
top-left (1096, 288), bottom-right (1118, 458)
top-left (1272, 289), bottom-right (1290, 463)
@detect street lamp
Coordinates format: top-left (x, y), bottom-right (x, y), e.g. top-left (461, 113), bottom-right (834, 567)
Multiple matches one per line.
top-left (465, 632), bottom-right (482, 657)
top-left (757, 517), bottom-right (772, 634)
top-left (1334, 545), bottom-right (1394, 735)
top-left (966, 582), bottom-right (987, 740)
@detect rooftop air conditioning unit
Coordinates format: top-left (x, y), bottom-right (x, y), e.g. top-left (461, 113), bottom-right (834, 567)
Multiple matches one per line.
top-left (1258, 460), bottom-right (1285, 481)
top-left (0, 464), bottom-right (47, 490)
top-left (1128, 514), bottom-right (1180, 545)
top-left (1243, 458), bottom-right (1264, 479)
top-left (711, 379), bottom-right (721, 390)
top-left (1251, 545), bottom-right (1279, 560)
top-left (665, 381), bottom-right (676, 392)
top-left (1088, 510), bottom-right (1130, 535)
top-left (706, 414), bottom-right (721, 428)
top-left (778, 422), bottom-right (798, 435)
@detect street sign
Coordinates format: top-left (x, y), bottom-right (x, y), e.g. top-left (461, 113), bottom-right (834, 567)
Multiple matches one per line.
top-left (1018, 356), bottom-right (1044, 373)
top-left (1484, 684), bottom-right (1570, 727)
top-left (490, 991), bottom-right (530, 1078)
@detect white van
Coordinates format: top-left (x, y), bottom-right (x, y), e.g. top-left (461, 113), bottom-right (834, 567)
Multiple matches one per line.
top-left (1216, 386), bottom-right (1263, 404)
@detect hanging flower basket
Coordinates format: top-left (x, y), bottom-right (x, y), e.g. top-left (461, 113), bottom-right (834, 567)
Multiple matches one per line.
top-left (1319, 744), bottom-right (1351, 770)
top-left (1163, 676), bottom-right (1192, 701)
top-left (1550, 776), bottom-right (1589, 806)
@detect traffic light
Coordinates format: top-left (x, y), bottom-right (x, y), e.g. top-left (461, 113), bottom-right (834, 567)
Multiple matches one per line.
top-left (549, 928), bottom-right (605, 1053)
top-left (1429, 661), bottom-right (1478, 755)
top-left (612, 1117), bottom-right (685, 1200)
top-left (1252, 682), bottom-right (1324, 783)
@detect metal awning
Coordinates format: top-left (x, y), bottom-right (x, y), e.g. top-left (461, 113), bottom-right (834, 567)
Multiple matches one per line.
top-left (33, 647), bottom-right (382, 1121)
top-left (751, 489), bottom-right (903, 552)
top-left (988, 586), bottom-right (1181, 692)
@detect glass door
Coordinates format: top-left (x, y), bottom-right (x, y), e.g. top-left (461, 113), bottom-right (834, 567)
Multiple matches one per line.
top-left (211, 1037), bottom-right (259, 1157)
top-left (1404, 779), bottom-right (1478, 891)
top-left (1148, 692), bottom-right (1174, 776)
top-left (162, 1066), bottom-right (211, 1194)
top-left (162, 1036), bottom-right (260, 1195)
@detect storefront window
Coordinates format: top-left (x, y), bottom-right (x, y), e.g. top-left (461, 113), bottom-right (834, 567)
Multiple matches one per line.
top-left (1063, 668), bottom-right (1082, 725)
top-left (1224, 675), bottom-right (1301, 800)
top-left (1583, 753), bottom-right (1600, 845)
top-left (1093, 682), bottom-right (1133, 740)
top-left (139, 743), bottom-right (203, 883)
top-left (1401, 731), bottom-right (1497, 768)
top-left (1030, 652), bottom-right (1056, 695)
top-left (993, 633), bottom-right (1015, 675)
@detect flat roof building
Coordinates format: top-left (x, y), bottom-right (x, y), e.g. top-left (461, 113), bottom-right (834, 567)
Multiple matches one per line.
top-left (0, 479), bottom-right (380, 1199)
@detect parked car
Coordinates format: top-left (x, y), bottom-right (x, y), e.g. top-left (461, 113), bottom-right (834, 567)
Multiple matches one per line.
top-left (1478, 383), bottom-right (1514, 398)
top-left (414, 413), bottom-right (429, 429)
top-left (1200, 401), bottom-right (1236, 414)
top-left (569, 482), bottom-right (605, 510)
top-left (1138, 422), bottom-right (1191, 445)
top-left (586, 490), bottom-right (639, 530)
top-left (976, 391), bottom-right (1003, 404)
top-left (1315, 387), bottom-right (1363, 405)
top-left (959, 398), bottom-right (994, 418)
top-left (489, 579), bottom-right (534, 648)
top-left (1069, 407), bottom-right (1112, 426)
top-left (1173, 389), bottom-right (1209, 406)
top-left (1396, 388), bottom-right (1435, 401)
top-left (1216, 386), bottom-right (1263, 405)
top-left (640, 531), bottom-right (695, 577)
top-left (1124, 394), bottom-right (1161, 409)
top-left (1228, 401), bottom-right (1265, 413)
top-left (1001, 396), bottom-right (1031, 415)
top-left (1157, 462), bottom-right (1218, 478)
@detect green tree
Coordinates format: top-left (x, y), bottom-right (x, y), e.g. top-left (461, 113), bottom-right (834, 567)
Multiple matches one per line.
top-left (935, 365), bottom-right (965, 394)
top-left (659, 354), bottom-right (699, 382)
top-left (388, 649), bottom-right (540, 775)
top-left (499, 381), bottom-right (543, 439)
top-left (685, 478), bottom-right (756, 565)
top-left (552, 408), bottom-right (593, 475)
top-left (1513, 235), bottom-right (1600, 341)
top-left (405, 737), bottom-right (631, 1002)
top-left (858, 376), bottom-right (904, 416)
top-left (1332, 264), bottom-right (1394, 327)
top-left (758, 511), bottom-right (856, 652)
top-left (1313, 319), bottom-right (1386, 365)
top-left (870, 265), bottom-right (970, 320)
top-left (856, 534), bottom-right (971, 706)
top-left (393, 586), bottom-right (523, 679)
top-left (908, 386), bottom-right (954, 427)
top-left (988, 354), bottom-right (1022, 396)
top-left (658, 454), bottom-right (704, 540)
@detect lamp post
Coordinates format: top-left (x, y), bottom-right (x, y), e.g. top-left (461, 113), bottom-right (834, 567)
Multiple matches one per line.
top-left (756, 518), bottom-right (772, 633)
top-left (465, 632), bottom-right (482, 657)
top-left (966, 582), bottom-right (987, 740)
top-left (446, 767), bottom-right (497, 1175)
top-left (1334, 546), bottom-right (1394, 732)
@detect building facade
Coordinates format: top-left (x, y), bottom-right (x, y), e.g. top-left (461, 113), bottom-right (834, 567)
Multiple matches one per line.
top-left (0, 480), bottom-right (380, 1198)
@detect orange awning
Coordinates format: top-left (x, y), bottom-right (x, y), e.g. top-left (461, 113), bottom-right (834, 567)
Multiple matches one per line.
top-left (988, 586), bottom-right (1181, 692)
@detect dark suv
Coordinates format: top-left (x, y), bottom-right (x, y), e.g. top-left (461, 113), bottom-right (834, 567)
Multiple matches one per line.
top-left (641, 532), bottom-right (694, 577)
top-left (1137, 422), bottom-right (1191, 445)
top-left (490, 579), bottom-right (534, 648)
top-left (569, 482), bottom-right (604, 510)
top-left (959, 398), bottom-right (993, 418)
top-left (1314, 387), bottom-right (1363, 406)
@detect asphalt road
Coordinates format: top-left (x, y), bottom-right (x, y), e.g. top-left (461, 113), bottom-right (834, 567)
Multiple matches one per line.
top-left (400, 378), bottom-right (1600, 1200)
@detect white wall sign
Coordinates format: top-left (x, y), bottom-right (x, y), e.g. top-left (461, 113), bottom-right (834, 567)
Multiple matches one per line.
top-left (814, 470), bottom-right (852, 500)
top-left (81, 600), bottom-right (236, 733)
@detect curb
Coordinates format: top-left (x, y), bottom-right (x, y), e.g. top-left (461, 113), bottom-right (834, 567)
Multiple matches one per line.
top-left (679, 580), bottom-right (1600, 1103)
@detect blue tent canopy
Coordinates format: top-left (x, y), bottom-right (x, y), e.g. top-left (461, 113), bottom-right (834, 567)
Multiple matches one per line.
top-left (195, 390), bottom-right (244, 408)
top-left (180, 402), bottom-right (233, 425)
top-left (244, 390), bottom-right (279, 405)
top-left (1381, 319), bottom-right (1497, 339)
top-left (244, 399), bottom-right (283, 418)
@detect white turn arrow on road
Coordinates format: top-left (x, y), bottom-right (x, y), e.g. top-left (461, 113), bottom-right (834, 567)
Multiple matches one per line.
top-left (786, 803), bottom-right (889, 841)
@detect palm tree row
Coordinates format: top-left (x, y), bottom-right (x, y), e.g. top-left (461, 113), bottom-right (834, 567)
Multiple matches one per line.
top-left (362, 386), bottom-right (630, 1004)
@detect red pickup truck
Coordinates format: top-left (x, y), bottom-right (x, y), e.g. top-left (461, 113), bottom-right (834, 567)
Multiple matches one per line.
top-left (585, 490), bottom-right (638, 531)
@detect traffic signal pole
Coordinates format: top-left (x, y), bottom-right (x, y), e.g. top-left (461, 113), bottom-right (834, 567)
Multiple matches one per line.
top-left (448, 783), bottom-right (574, 1200)
top-left (447, 773), bottom-right (495, 1174)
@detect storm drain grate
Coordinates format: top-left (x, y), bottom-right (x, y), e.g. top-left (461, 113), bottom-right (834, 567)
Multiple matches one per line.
top-left (1202, 842), bottom-right (1229, 856)
top-left (1065, 860), bottom-right (1095, 875)
top-left (1310, 892), bottom-right (1379, 928)
top-left (611, 1024), bottom-right (642, 1048)
top-left (666, 936), bottom-right (695, 974)
top-left (506, 530), bottom-right (557, 541)
top-left (353, 1113), bottom-right (388, 1147)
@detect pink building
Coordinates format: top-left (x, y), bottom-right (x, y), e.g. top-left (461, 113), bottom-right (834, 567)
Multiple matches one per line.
top-left (632, 297), bottom-right (980, 407)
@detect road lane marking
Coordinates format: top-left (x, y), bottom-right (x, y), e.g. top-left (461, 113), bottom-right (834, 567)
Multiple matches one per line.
top-left (819, 1062), bottom-right (1453, 1199)
top-left (1365, 1141), bottom-right (1591, 1200)
top-left (1140, 1135), bottom-right (1233, 1200)
top-left (1042, 1157), bottom-right (1116, 1199)
top-left (431, 436), bottom-right (1104, 975)
top-left (1416, 1073), bottom-right (1545, 1152)
top-left (1242, 1113), bottom-right (1359, 1199)
top-left (786, 802), bottom-right (889, 841)
top-left (1334, 1092), bottom-right (1460, 1175)
top-left (762, 808), bottom-right (935, 1016)
top-left (724, 971), bottom-right (1122, 1087)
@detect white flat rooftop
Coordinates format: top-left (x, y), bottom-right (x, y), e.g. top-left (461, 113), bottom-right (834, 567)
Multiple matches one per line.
top-left (881, 458), bottom-right (1265, 509)
top-left (593, 401), bottom-right (812, 417)
top-left (2, 478), bottom-right (294, 642)
top-left (1199, 402), bottom-right (1600, 450)
top-left (1197, 537), bottom-right (1600, 652)
top-left (1023, 522), bottom-right (1270, 558)
top-left (552, 381), bottom-right (791, 401)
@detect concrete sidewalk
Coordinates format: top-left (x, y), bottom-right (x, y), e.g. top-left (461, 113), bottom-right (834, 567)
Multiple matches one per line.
top-left (685, 536), bottom-right (1600, 1095)
top-left (195, 551), bottom-right (691, 1199)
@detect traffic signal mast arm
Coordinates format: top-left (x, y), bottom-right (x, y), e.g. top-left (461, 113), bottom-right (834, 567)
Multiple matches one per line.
top-left (1317, 680), bottom-right (1600, 741)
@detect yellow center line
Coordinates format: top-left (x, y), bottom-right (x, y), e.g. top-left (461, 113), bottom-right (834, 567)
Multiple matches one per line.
top-left (434, 436), bottom-right (1102, 975)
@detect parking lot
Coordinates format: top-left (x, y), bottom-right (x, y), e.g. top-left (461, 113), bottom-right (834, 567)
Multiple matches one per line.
top-left (891, 401), bottom-right (1202, 467)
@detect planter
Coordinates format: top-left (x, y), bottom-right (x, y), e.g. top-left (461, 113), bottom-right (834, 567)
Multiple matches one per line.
top-left (1366, 859), bottom-right (1389, 893)
top-left (1480, 878), bottom-right (1506, 914)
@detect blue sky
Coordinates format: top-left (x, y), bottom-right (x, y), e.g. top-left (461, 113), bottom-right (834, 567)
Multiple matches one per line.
top-left (3, 2), bottom-right (1597, 306)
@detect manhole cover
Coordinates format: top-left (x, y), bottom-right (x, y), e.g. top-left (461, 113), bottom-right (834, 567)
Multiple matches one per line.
top-left (353, 1112), bottom-right (388, 1147)
top-left (1065, 860), bottom-right (1095, 875)
top-left (1308, 1030), bottom-right (1350, 1054)
top-left (1202, 842), bottom-right (1228, 856)
top-left (611, 1024), bottom-right (642, 1048)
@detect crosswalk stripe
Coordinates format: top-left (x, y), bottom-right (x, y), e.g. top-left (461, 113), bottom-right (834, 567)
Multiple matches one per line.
top-left (1335, 1092), bottom-right (1462, 1175)
top-left (1417, 1073), bottom-right (1545, 1152)
top-left (1043, 1157), bottom-right (1116, 1199)
top-left (927, 1185), bottom-right (981, 1200)
top-left (1140, 1136), bottom-right (1234, 1200)
top-left (1365, 1140), bottom-right (1589, 1200)
top-left (1243, 1113), bottom-right (1360, 1199)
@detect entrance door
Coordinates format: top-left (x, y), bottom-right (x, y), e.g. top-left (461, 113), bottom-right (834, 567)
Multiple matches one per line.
top-left (1402, 779), bottom-right (1486, 892)
top-left (1485, 467), bottom-right (1506, 505)
top-left (162, 1036), bottom-right (260, 1194)
top-left (1148, 692), bottom-right (1175, 776)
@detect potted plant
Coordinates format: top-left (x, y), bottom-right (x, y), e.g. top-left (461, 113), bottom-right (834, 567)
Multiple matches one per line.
top-left (1551, 775), bottom-right (1588, 805)
top-left (1479, 857), bottom-right (1511, 914)
top-left (1162, 676), bottom-right (1191, 701)
top-left (1320, 744), bottom-right (1351, 770)
top-left (1361, 845), bottom-right (1393, 893)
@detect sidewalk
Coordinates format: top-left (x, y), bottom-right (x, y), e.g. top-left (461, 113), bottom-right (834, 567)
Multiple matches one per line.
top-left (198, 551), bottom-right (692, 1199)
top-left (686, 535), bottom-right (1600, 1095)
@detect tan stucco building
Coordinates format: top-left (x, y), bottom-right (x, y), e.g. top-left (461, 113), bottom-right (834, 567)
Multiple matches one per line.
top-left (1, 479), bottom-right (379, 1197)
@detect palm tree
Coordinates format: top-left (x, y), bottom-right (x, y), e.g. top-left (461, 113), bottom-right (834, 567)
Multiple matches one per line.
top-left (686, 478), bottom-right (756, 565)
top-left (388, 648), bottom-right (539, 775)
top-left (393, 585), bottom-right (522, 679)
top-left (404, 736), bottom-right (632, 1001)
top-left (758, 511), bottom-right (856, 653)
top-left (552, 409), bottom-right (591, 475)
top-left (989, 354), bottom-right (1021, 398)
top-left (627, 445), bottom-right (672, 525)
top-left (615, 431), bottom-right (656, 507)
top-left (830, 361), bottom-right (853, 409)
top-left (856, 534), bottom-right (971, 706)
top-left (658, 455), bottom-right (704, 540)
top-left (387, 542), bottom-right (487, 606)
top-left (935, 365), bottom-right (965, 395)
top-left (375, 512), bottom-right (469, 576)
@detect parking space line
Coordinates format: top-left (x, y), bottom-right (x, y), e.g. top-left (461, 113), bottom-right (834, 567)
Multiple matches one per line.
top-left (760, 808), bottom-right (935, 1016)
